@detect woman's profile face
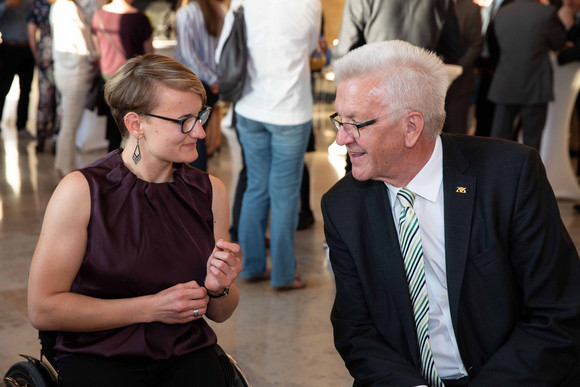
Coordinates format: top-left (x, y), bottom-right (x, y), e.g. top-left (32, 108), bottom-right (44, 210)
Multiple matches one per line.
top-left (140, 85), bottom-right (206, 165)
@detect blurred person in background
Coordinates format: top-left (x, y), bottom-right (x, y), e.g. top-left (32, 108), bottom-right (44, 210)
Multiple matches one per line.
top-left (553, 0), bottom-right (580, 213)
top-left (333, 0), bottom-right (464, 62)
top-left (27, 0), bottom-right (59, 152)
top-left (174, 0), bottom-right (225, 171)
top-left (443, 0), bottom-right (483, 134)
top-left (217, 0), bottom-right (321, 290)
top-left (488, 0), bottom-right (566, 150)
top-left (77, 0), bottom-right (104, 25)
top-left (474, 0), bottom-right (514, 138)
top-left (0, 0), bottom-right (34, 138)
top-left (92, 0), bottom-right (154, 151)
top-left (50, 0), bottom-right (99, 178)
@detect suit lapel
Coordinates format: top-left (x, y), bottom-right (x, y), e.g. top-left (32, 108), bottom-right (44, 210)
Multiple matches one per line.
top-left (364, 180), bottom-right (422, 365)
top-left (441, 135), bottom-right (476, 331)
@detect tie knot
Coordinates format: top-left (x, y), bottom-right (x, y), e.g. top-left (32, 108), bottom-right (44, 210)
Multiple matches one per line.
top-left (397, 187), bottom-right (416, 209)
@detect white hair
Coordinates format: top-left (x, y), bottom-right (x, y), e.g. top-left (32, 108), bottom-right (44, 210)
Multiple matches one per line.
top-left (333, 40), bottom-right (448, 138)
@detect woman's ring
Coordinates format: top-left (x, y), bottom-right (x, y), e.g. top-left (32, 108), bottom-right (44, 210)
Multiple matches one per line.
top-left (193, 309), bottom-right (199, 318)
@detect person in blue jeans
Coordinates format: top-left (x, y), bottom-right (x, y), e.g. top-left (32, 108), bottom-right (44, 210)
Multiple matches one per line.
top-left (236, 115), bottom-right (312, 289)
top-left (217, 0), bottom-right (321, 289)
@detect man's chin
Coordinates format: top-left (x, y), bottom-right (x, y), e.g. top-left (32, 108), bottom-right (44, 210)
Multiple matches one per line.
top-left (351, 167), bottom-right (371, 182)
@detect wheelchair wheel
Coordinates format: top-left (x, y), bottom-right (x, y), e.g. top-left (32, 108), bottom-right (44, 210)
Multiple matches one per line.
top-left (3, 358), bottom-right (55, 387)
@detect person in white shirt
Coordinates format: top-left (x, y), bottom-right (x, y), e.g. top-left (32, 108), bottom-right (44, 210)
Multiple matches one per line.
top-left (217, 0), bottom-right (321, 290)
top-left (50, 0), bottom-right (99, 178)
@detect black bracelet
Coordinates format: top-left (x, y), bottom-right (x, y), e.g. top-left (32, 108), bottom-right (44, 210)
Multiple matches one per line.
top-left (203, 284), bottom-right (231, 298)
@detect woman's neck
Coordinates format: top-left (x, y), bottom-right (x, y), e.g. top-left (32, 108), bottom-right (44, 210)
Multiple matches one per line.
top-left (121, 147), bottom-right (175, 183)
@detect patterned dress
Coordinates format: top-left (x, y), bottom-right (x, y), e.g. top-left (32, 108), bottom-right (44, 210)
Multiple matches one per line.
top-left (27, 0), bottom-right (60, 145)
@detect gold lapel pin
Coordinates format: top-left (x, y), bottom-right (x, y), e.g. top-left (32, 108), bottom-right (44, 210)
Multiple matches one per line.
top-left (456, 187), bottom-right (467, 194)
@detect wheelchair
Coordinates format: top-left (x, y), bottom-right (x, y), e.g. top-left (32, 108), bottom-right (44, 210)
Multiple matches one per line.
top-left (3, 331), bottom-right (251, 387)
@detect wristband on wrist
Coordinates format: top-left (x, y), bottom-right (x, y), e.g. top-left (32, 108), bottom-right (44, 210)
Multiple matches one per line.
top-left (204, 285), bottom-right (231, 298)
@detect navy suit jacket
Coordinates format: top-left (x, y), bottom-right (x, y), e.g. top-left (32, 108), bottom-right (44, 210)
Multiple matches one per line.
top-left (321, 134), bottom-right (580, 386)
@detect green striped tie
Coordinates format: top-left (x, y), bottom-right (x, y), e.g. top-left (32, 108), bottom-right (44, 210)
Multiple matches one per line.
top-left (397, 188), bottom-right (444, 387)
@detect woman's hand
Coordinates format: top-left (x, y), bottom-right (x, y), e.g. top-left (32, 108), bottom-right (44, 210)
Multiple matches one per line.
top-left (149, 280), bottom-right (209, 324)
top-left (204, 239), bottom-right (243, 295)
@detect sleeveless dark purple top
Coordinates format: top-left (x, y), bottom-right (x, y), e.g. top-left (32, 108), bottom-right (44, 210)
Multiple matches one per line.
top-left (54, 150), bottom-right (217, 360)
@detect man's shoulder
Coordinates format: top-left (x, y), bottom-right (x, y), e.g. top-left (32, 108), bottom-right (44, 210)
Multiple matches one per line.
top-left (441, 133), bottom-right (540, 175)
top-left (322, 172), bottom-right (380, 207)
top-left (442, 133), bottom-right (532, 156)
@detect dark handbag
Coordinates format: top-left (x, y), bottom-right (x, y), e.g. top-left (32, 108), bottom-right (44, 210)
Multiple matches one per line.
top-left (217, 4), bottom-right (248, 103)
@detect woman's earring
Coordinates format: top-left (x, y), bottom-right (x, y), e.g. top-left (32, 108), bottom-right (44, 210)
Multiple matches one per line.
top-left (132, 137), bottom-right (142, 164)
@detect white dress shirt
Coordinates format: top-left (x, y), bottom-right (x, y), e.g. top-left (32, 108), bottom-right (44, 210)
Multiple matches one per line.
top-left (385, 137), bottom-right (468, 380)
top-left (216, 0), bottom-right (321, 126)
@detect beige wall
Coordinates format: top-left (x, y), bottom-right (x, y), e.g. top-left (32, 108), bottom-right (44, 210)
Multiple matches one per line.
top-left (321, 0), bottom-right (345, 44)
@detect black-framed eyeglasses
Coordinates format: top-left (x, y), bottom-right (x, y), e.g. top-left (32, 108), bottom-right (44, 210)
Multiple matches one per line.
top-left (145, 105), bottom-right (212, 134)
top-left (329, 112), bottom-right (394, 138)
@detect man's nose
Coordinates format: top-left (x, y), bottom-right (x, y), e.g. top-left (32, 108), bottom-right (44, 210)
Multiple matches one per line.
top-left (335, 126), bottom-right (354, 146)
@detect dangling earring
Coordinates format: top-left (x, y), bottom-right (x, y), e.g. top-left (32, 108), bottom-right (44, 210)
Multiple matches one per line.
top-left (132, 137), bottom-right (142, 164)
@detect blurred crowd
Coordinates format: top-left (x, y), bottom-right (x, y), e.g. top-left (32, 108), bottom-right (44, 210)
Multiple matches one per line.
top-left (2, 0), bottom-right (580, 289)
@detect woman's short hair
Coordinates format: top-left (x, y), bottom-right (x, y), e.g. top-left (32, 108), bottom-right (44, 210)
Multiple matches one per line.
top-left (333, 40), bottom-right (448, 138)
top-left (104, 54), bottom-right (207, 138)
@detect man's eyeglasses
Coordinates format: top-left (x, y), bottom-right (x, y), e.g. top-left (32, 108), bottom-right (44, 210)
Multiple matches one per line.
top-left (329, 112), bottom-right (398, 138)
top-left (145, 106), bottom-right (212, 134)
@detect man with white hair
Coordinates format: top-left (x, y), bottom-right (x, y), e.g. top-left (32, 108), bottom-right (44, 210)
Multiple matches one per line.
top-left (321, 40), bottom-right (580, 387)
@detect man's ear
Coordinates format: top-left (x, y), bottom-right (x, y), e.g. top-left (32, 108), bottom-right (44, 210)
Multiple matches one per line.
top-left (404, 111), bottom-right (425, 148)
top-left (124, 112), bottom-right (142, 138)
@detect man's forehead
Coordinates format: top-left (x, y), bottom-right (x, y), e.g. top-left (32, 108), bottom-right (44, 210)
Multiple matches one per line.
top-left (336, 77), bottom-right (386, 112)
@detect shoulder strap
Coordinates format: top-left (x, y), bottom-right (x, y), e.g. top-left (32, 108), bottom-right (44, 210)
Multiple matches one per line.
top-left (96, 11), bottom-right (128, 60)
